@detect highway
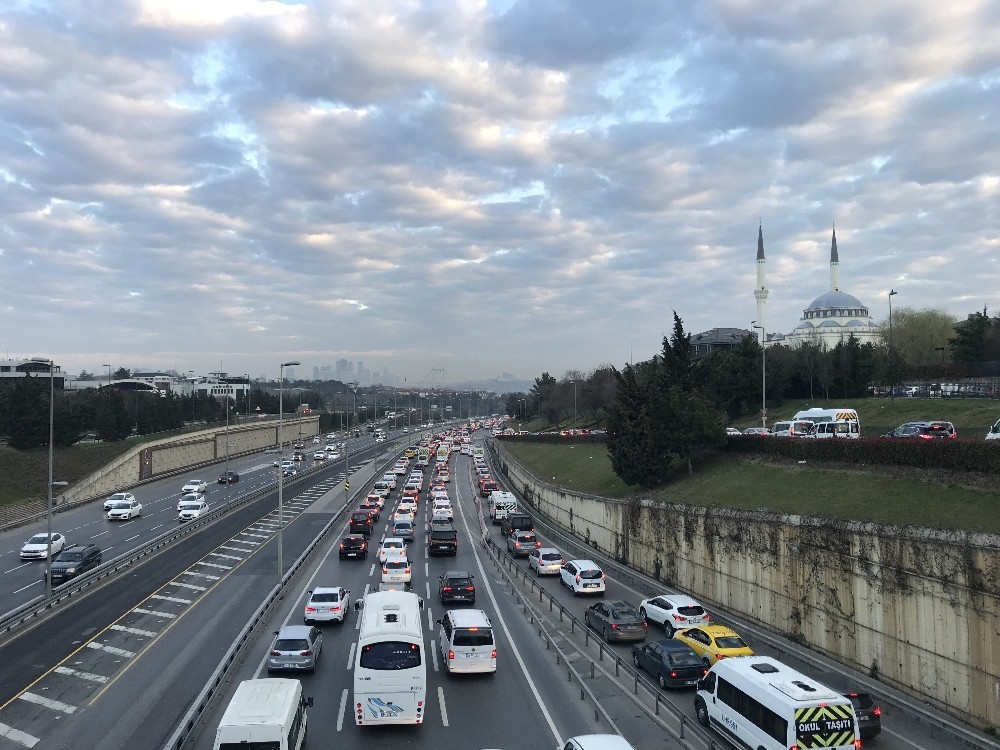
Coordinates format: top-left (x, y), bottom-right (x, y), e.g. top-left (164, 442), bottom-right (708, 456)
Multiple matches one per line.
top-left (0, 425), bottom-right (991, 750)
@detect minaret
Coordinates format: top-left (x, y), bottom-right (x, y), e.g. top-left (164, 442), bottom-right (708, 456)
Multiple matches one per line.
top-left (754, 224), bottom-right (768, 345)
top-left (830, 224), bottom-right (840, 292)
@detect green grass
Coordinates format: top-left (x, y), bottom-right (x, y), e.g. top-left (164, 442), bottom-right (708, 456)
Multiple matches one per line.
top-left (503, 442), bottom-right (1000, 534)
top-left (0, 442), bottom-right (135, 507)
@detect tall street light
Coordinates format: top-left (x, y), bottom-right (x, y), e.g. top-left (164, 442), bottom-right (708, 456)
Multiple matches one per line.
top-left (277, 360), bottom-right (300, 588)
top-left (40, 358), bottom-right (68, 597)
top-left (571, 380), bottom-right (577, 426)
top-left (752, 322), bottom-right (767, 429)
top-left (888, 289), bottom-right (898, 399)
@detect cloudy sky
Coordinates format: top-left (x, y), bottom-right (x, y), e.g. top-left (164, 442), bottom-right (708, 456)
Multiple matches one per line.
top-left (2, 0), bottom-right (998, 384)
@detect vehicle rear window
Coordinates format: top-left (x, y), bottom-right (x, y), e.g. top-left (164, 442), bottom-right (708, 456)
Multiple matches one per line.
top-left (431, 530), bottom-right (457, 540)
top-left (359, 641), bottom-right (422, 670)
top-left (610, 607), bottom-right (637, 619)
top-left (447, 577), bottom-right (472, 587)
top-left (540, 553), bottom-right (561, 562)
top-left (218, 742), bottom-right (279, 750)
top-left (715, 636), bottom-right (748, 649)
top-left (275, 639), bottom-right (309, 651)
top-left (453, 628), bottom-right (494, 647)
top-left (847, 693), bottom-right (874, 710)
top-left (519, 533), bottom-right (537, 543)
top-left (677, 605), bottom-right (705, 617)
top-left (385, 560), bottom-right (407, 569)
top-left (311, 592), bottom-right (339, 602)
top-left (668, 651), bottom-right (703, 667)
top-left (579, 569), bottom-right (603, 580)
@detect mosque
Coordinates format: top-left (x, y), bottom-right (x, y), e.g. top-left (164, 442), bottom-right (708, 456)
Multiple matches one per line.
top-left (754, 225), bottom-right (880, 349)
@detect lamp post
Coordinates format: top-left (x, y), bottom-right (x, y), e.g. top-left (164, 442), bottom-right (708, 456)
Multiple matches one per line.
top-left (188, 370), bottom-right (196, 422)
top-left (41, 358), bottom-right (68, 597)
top-left (224, 398), bottom-right (231, 500)
top-left (752, 322), bottom-right (767, 429)
top-left (571, 380), bottom-right (577, 426)
top-left (277, 360), bottom-right (300, 588)
top-left (888, 289), bottom-right (898, 399)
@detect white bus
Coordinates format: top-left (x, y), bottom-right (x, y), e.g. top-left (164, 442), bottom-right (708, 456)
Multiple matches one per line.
top-left (353, 590), bottom-right (426, 726)
top-left (695, 656), bottom-right (859, 750)
top-left (213, 678), bottom-right (312, 750)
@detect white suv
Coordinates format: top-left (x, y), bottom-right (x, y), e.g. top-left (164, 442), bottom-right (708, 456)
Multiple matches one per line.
top-left (560, 559), bottom-right (606, 596)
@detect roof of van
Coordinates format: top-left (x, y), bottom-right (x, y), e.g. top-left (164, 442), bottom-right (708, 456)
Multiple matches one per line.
top-left (218, 678), bottom-right (300, 727)
top-left (709, 656), bottom-right (846, 705)
top-left (446, 608), bottom-right (492, 629)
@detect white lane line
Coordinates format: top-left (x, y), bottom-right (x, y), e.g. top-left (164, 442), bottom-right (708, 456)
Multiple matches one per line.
top-left (347, 642), bottom-right (356, 669)
top-left (3, 563), bottom-right (32, 574)
top-left (13, 581), bottom-right (41, 594)
top-left (91, 530), bottom-right (109, 537)
top-left (125, 534), bottom-right (140, 542)
top-left (438, 686), bottom-right (449, 727)
top-left (184, 571), bottom-right (220, 581)
top-left (0, 722), bottom-right (39, 748)
top-left (55, 665), bottom-right (108, 684)
top-left (430, 639), bottom-right (439, 672)
top-left (133, 607), bottom-right (177, 619)
top-left (149, 594), bottom-right (193, 604)
top-left (195, 561), bottom-right (230, 570)
top-left (150, 524), bottom-right (164, 531)
top-left (19, 692), bottom-right (76, 714)
top-left (424, 562), bottom-right (429, 577)
top-left (425, 581), bottom-right (430, 599)
top-left (337, 688), bottom-right (349, 732)
top-left (87, 642), bottom-right (136, 658)
top-left (110, 624), bottom-right (158, 637)
top-left (229, 539), bottom-right (260, 546)
top-left (219, 545), bottom-right (253, 553)
top-left (208, 552), bottom-right (243, 561)
top-left (169, 582), bottom-right (206, 592)
top-left (426, 606), bottom-right (434, 631)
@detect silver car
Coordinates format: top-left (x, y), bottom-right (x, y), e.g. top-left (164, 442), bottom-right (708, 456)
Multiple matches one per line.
top-left (267, 625), bottom-right (323, 672)
top-left (528, 547), bottom-right (563, 576)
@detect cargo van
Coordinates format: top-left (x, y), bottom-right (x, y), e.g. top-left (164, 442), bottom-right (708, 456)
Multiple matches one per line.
top-left (792, 407), bottom-right (860, 431)
top-left (213, 678), bottom-right (312, 750)
top-left (488, 491), bottom-right (518, 525)
top-left (769, 420), bottom-right (814, 437)
top-left (437, 609), bottom-right (496, 675)
top-left (806, 420), bottom-right (860, 439)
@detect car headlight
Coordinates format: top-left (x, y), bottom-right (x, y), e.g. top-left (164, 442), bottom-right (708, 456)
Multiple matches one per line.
top-left (65, 567), bottom-right (77, 574)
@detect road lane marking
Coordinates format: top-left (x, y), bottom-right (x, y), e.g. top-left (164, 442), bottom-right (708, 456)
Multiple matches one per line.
top-left (0, 722), bottom-right (39, 748)
top-left (347, 643), bottom-right (356, 669)
top-left (169, 582), bottom-right (206, 592)
top-left (19, 692), bottom-right (76, 714)
top-left (54, 665), bottom-right (109, 684)
top-left (110, 624), bottom-right (158, 636)
top-left (431, 639), bottom-right (439, 672)
top-left (194, 561), bottom-right (230, 570)
top-left (149, 594), bottom-right (193, 604)
top-left (184, 571), bottom-right (220, 581)
top-left (336, 688), bottom-right (348, 732)
top-left (438, 686), bottom-right (449, 726)
top-left (133, 607), bottom-right (177, 619)
top-left (87, 642), bottom-right (136, 658)
top-left (13, 581), bottom-right (40, 594)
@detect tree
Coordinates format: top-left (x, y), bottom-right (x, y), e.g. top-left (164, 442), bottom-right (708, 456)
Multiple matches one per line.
top-left (796, 341), bottom-right (825, 401)
top-left (112, 367), bottom-right (131, 380)
top-left (663, 386), bottom-right (725, 474)
top-left (949, 309), bottom-right (1000, 366)
top-left (6, 375), bottom-right (48, 449)
top-left (659, 311), bottom-right (694, 390)
top-left (96, 390), bottom-right (131, 441)
top-left (529, 373), bottom-right (559, 426)
top-left (605, 364), bottom-right (667, 488)
top-left (876, 307), bottom-right (956, 378)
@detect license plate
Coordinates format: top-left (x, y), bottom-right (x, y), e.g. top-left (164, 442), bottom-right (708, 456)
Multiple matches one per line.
top-left (584, 583), bottom-right (598, 588)
top-left (464, 652), bottom-right (480, 658)
top-left (317, 607), bottom-right (328, 613)
top-left (685, 680), bottom-right (697, 685)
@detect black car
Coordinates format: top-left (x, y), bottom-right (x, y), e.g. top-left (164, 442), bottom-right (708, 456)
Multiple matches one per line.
top-left (339, 534), bottom-right (368, 560)
top-left (48, 543), bottom-right (102, 584)
top-left (218, 470), bottom-right (240, 484)
top-left (349, 511), bottom-right (373, 536)
top-left (438, 570), bottom-right (476, 604)
top-left (428, 526), bottom-right (458, 556)
top-left (631, 639), bottom-right (706, 688)
top-left (844, 692), bottom-right (881, 739)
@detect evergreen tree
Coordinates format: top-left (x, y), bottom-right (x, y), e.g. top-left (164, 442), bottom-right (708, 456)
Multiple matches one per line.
top-left (7, 375), bottom-right (48, 449)
top-left (95, 390), bottom-right (131, 441)
top-left (664, 386), bottom-right (725, 474)
top-left (606, 364), bottom-right (668, 488)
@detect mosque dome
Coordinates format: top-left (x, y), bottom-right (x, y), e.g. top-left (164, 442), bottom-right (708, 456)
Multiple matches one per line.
top-left (806, 291), bottom-right (866, 310)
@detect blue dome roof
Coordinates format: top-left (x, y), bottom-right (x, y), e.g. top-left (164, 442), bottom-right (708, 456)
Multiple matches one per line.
top-left (818, 320), bottom-right (842, 328)
top-left (806, 291), bottom-right (866, 310)
top-left (846, 319), bottom-right (866, 327)
top-left (794, 321), bottom-right (815, 330)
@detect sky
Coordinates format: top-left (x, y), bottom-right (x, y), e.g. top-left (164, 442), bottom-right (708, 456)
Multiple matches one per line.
top-left (1, 0), bottom-right (998, 384)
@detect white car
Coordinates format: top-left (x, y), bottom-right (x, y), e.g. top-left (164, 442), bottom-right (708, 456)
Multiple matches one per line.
top-left (378, 537), bottom-right (407, 563)
top-left (528, 547), bottom-right (564, 576)
top-left (181, 479), bottom-right (208, 495)
top-left (103, 492), bottom-right (136, 511)
top-left (381, 554), bottom-right (412, 584)
top-left (431, 507), bottom-right (452, 524)
top-left (313, 451), bottom-right (327, 460)
top-left (560, 559), bottom-right (606, 596)
top-left (178, 499), bottom-right (209, 522)
top-left (638, 593), bottom-right (710, 636)
top-left (20, 532), bottom-right (66, 560)
top-left (312, 437), bottom-right (322, 444)
top-left (381, 473), bottom-right (398, 490)
top-left (303, 586), bottom-right (350, 624)
top-left (431, 500), bottom-right (453, 520)
top-left (177, 492), bottom-right (205, 511)
top-left (393, 507), bottom-right (415, 524)
top-left (107, 498), bottom-right (143, 521)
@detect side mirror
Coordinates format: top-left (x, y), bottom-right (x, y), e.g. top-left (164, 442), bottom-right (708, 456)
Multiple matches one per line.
top-left (435, 619), bottom-right (442, 625)
top-left (354, 600), bottom-right (363, 611)
top-left (418, 597), bottom-right (425, 611)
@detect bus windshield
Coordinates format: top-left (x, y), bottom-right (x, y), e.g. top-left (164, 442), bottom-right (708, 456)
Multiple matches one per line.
top-left (359, 641), bottom-right (422, 670)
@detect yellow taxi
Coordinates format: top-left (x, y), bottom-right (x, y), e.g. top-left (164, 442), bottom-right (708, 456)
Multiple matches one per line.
top-left (673, 625), bottom-right (753, 666)
top-left (404, 448), bottom-right (416, 458)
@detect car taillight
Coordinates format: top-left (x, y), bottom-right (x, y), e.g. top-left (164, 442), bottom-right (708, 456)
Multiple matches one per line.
top-left (642, 621), bottom-right (648, 628)
top-left (331, 605), bottom-right (341, 611)
top-left (339, 543), bottom-right (345, 550)
top-left (672, 613), bottom-right (685, 621)
top-left (575, 575), bottom-right (581, 583)
top-left (611, 623), bottom-right (620, 630)
top-left (404, 568), bottom-right (410, 574)
top-left (670, 671), bottom-right (678, 678)
top-left (854, 741), bottom-right (861, 749)
top-left (491, 649), bottom-right (497, 658)
top-left (300, 650), bottom-right (312, 656)
top-left (873, 706), bottom-right (881, 716)
top-left (465, 586), bottom-right (474, 591)
top-left (270, 650), bottom-right (281, 656)
top-left (305, 606), bottom-right (316, 613)
top-left (443, 586), bottom-right (452, 591)
top-left (448, 650), bottom-right (455, 660)
top-left (715, 654), bottom-right (724, 661)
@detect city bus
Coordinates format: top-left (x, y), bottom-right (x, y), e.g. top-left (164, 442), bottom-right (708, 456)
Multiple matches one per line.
top-left (353, 590), bottom-right (426, 726)
top-left (213, 678), bottom-right (312, 750)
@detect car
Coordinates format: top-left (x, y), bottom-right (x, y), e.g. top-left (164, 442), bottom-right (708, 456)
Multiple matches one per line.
top-left (107, 498), bottom-right (143, 521)
top-left (560, 559), bottom-right (606, 596)
top-left (381, 554), bottom-right (412, 584)
top-left (844, 691), bottom-right (882, 739)
top-left (349, 511), bottom-right (373, 536)
top-left (882, 421), bottom-right (931, 438)
top-left (48, 543), bottom-right (102, 584)
top-left (377, 537), bottom-right (406, 563)
top-left (393, 519), bottom-right (415, 543)
top-left (915, 420), bottom-right (957, 439)
top-left (177, 492), bottom-right (205, 510)
top-left (560, 736), bottom-right (637, 750)
top-left (293, 442), bottom-right (304, 450)
top-left (479, 478), bottom-right (499, 497)
top-left (631, 638), bottom-right (707, 688)
top-left (181, 479), bottom-right (208, 494)
top-left (103, 491), bottom-right (136, 511)
top-left (267, 624), bottom-right (322, 672)
top-left (381, 473), bottom-right (398, 490)
top-left (528, 547), bottom-right (563, 576)
top-left (339, 534), bottom-right (368, 559)
top-left (217, 470), bottom-right (240, 484)
top-left (292, 451), bottom-right (304, 461)
top-left (358, 499), bottom-right (380, 521)
top-left (439, 570), bottom-right (476, 604)
top-left (303, 586), bottom-right (350, 624)
top-left (673, 624), bottom-right (753, 666)
top-left (507, 530), bottom-right (541, 557)
top-left (313, 451), bottom-right (327, 460)
top-left (431, 507), bottom-right (452, 524)
top-left (638, 594), bottom-right (710, 636)
top-left (725, 427), bottom-right (742, 435)
top-left (20, 532), bottom-right (66, 560)
top-left (741, 427), bottom-right (769, 436)
top-left (584, 600), bottom-right (648, 642)
top-left (428, 524), bottom-right (458, 555)
top-left (312, 436), bottom-right (322, 444)
top-left (177, 499), bottom-right (208, 522)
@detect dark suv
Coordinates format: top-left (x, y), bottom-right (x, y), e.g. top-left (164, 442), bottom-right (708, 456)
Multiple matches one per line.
top-left (439, 570), bottom-right (475, 604)
top-left (428, 525), bottom-right (458, 556)
top-left (844, 692), bottom-right (881, 739)
top-left (349, 511), bottom-right (374, 536)
top-left (339, 534), bottom-right (368, 560)
top-left (48, 543), bottom-right (102, 584)
top-left (500, 513), bottom-right (534, 538)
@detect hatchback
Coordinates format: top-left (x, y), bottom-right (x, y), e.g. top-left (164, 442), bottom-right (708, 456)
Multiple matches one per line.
top-left (507, 530), bottom-right (540, 557)
top-left (528, 547), bottom-right (563, 576)
top-left (393, 520), bottom-right (415, 543)
top-left (560, 559), bottom-right (606, 596)
top-left (381, 555), bottom-right (412, 584)
top-left (303, 586), bottom-right (350, 624)
top-left (439, 570), bottom-right (476, 604)
top-left (339, 534), bottom-right (368, 560)
top-left (844, 692), bottom-right (882, 739)
top-left (632, 639), bottom-right (707, 688)
top-left (267, 625), bottom-right (322, 672)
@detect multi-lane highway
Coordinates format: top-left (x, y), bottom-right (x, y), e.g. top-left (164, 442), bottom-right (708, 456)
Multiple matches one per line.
top-left (0, 426), bottom-right (992, 750)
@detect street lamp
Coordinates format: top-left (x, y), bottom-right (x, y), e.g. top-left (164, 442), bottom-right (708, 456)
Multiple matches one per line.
top-left (571, 380), bottom-right (577, 426)
top-left (39, 357), bottom-right (69, 597)
top-left (888, 289), bottom-right (898, 399)
top-left (277, 359), bottom-right (300, 588)
top-left (752, 322), bottom-right (767, 429)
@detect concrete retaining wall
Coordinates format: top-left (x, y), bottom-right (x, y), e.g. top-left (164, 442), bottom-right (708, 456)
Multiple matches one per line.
top-left (494, 442), bottom-right (1000, 729)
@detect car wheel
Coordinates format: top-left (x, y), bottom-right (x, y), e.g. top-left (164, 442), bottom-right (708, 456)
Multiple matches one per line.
top-left (632, 653), bottom-right (640, 667)
top-left (658, 673), bottom-right (667, 689)
top-left (664, 622), bottom-right (675, 638)
top-left (702, 656), bottom-right (711, 667)
top-left (639, 607), bottom-right (647, 619)
top-left (602, 626), bottom-right (608, 641)
top-left (695, 698), bottom-right (710, 727)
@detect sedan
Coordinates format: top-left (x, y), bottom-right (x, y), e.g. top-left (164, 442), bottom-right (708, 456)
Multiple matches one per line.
top-left (528, 547), bottom-right (563, 576)
top-left (584, 600), bottom-right (647, 642)
top-left (674, 625), bottom-right (753, 666)
top-left (267, 625), bottom-right (322, 672)
top-left (377, 538), bottom-right (406, 563)
top-left (103, 492), bottom-right (136, 511)
top-left (177, 492), bottom-right (205, 511)
top-left (507, 530), bottom-right (541, 558)
top-left (217, 470), bottom-right (240, 484)
top-left (181, 479), bottom-right (208, 494)
top-left (631, 639), bottom-right (707, 688)
top-left (177, 499), bottom-right (208, 522)
top-left (107, 499), bottom-right (143, 521)
top-left (438, 570), bottom-right (476, 605)
top-left (20, 532), bottom-right (66, 560)
top-left (313, 451), bottom-right (327, 460)
top-left (639, 594), bottom-right (710, 636)
top-left (303, 586), bottom-right (350, 624)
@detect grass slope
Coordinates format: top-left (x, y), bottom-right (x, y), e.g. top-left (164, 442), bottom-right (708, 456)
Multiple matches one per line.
top-left (502, 442), bottom-right (1000, 535)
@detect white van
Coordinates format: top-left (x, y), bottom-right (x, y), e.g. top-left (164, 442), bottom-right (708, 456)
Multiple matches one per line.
top-left (213, 678), bottom-right (312, 750)
top-left (489, 491), bottom-right (518, 525)
top-left (769, 420), bottom-right (814, 437)
top-left (792, 407), bottom-right (860, 431)
top-left (437, 609), bottom-right (496, 674)
top-left (806, 420), bottom-right (861, 439)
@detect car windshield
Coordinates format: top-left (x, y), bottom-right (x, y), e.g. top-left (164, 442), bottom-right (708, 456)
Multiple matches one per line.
top-left (310, 592), bottom-right (339, 603)
top-left (274, 638), bottom-right (309, 651)
top-left (453, 628), bottom-right (493, 647)
top-left (677, 605), bottom-right (705, 617)
top-left (27, 534), bottom-right (49, 544)
top-left (110, 502), bottom-right (131, 509)
top-left (715, 636), bottom-right (748, 649)
top-left (179, 502), bottom-right (201, 510)
top-left (359, 641), bottom-right (421, 670)
top-left (669, 651), bottom-right (704, 667)
top-left (579, 569), bottom-right (603, 580)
